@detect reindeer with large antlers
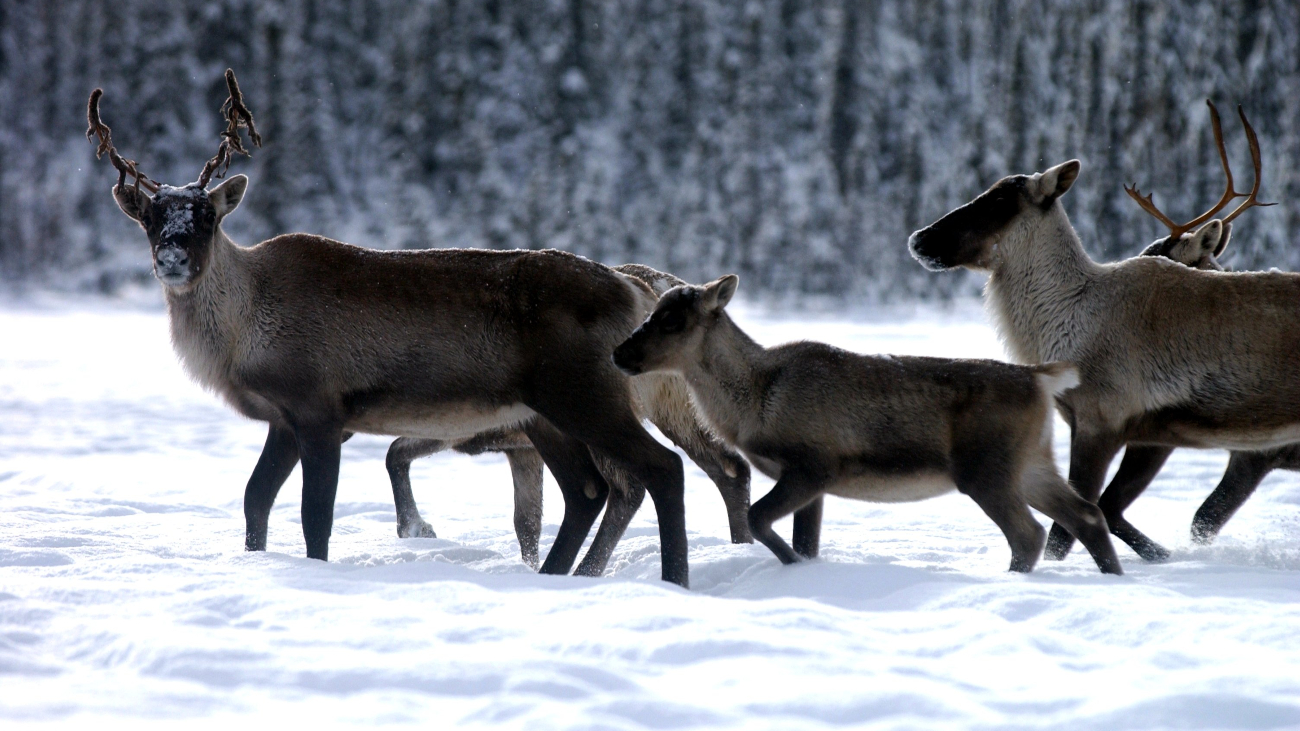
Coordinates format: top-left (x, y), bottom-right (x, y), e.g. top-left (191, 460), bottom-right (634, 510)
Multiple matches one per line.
top-left (89, 70), bottom-right (703, 587)
top-left (909, 99), bottom-right (1299, 565)
top-left (1089, 103), bottom-right (1291, 560)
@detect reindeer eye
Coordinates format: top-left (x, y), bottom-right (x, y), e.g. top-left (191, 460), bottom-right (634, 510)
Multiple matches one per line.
top-left (660, 311), bottom-right (686, 333)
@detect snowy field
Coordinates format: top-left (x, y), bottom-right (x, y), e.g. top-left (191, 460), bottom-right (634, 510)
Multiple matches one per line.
top-left (2, 300), bottom-right (1299, 729)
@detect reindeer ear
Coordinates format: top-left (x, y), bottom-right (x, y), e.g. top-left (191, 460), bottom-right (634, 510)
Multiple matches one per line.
top-left (1187, 220), bottom-right (1225, 263)
top-left (700, 274), bottom-right (739, 311)
top-left (1214, 221), bottom-right (1232, 258)
top-left (209, 174), bottom-right (248, 218)
top-left (113, 184), bottom-right (152, 224)
top-left (1036, 160), bottom-right (1080, 202)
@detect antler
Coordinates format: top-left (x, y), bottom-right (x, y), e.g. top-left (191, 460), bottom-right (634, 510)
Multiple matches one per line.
top-left (1221, 104), bottom-right (1276, 223)
top-left (1124, 100), bottom-right (1271, 238)
top-left (86, 88), bottom-right (159, 193)
top-left (197, 69), bottom-right (262, 188)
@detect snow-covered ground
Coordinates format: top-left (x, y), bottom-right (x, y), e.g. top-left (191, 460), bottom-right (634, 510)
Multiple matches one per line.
top-left (2, 301), bottom-right (1299, 729)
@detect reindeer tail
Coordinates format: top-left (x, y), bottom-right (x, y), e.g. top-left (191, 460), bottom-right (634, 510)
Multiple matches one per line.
top-left (1033, 361), bottom-right (1080, 397)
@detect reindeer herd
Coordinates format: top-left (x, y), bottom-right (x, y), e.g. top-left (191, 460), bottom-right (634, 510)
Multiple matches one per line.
top-left (85, 72), bottom-right (1295, 588)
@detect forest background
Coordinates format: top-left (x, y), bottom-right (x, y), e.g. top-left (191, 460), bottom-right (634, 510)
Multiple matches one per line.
top-left (3, 0), bottom-right (1298, 300)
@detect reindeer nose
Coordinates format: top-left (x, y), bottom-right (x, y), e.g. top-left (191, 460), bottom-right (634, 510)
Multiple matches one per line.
top-left (156, 246), bottom-right (188, 268)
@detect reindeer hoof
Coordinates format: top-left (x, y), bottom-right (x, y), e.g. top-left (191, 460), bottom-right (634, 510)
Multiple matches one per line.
top-left (397, 520), bottom-right (437, 539)
top-left (1008, 556), bottom-right (1037, 573)
top-left (1134, 542), bottom-right (1171, 563)
top-left (1190, 524), bottom-right (1218, 546)
top-left (1043, 531), bottom-right (1073, 560)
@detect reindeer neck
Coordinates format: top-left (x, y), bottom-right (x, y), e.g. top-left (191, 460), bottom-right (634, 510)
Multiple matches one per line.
top-left (985, 203), bottom-right (1102, 364)
top-left (163, 229), bottom-right (253, 391)
top-left (681, 314), bottom-right (769, 446)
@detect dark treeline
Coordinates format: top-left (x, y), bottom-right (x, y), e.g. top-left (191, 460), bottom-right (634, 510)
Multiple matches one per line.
top-left (3, 0), bottom-right (1299, 299)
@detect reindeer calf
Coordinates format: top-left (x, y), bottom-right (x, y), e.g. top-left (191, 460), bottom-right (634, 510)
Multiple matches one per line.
top-left (612, 276), bottom-right (1123, 574)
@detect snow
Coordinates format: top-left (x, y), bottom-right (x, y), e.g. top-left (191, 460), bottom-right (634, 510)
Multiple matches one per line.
top-left (155, 186), bottom-right (202, 240)
top-left (2, 302), bottom-right (1299, 729)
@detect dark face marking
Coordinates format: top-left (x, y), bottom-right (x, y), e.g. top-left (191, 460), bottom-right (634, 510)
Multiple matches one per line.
top-left (612, 287), bottom-right (704, 376)
top-left (142, 184), bottom-right (218, 288)
top-left (908, 177), bottom-right (1029, 271)
top-left (1139, 236), bottom-right (1179, 260)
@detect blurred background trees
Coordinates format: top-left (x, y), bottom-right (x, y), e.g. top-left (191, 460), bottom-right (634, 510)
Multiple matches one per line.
top-left (3, 0), bottom-right (1298, 300)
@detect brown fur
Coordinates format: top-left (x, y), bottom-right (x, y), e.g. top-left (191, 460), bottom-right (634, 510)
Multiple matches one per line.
top-left (908, 159), bottom-right (1300, 561)
top-left (382, 265), bottom-right (753, 574)
top-left (1097, 224), bottom-right (1300, 559)
top-left (612, 275), bottom-right (1122, 574)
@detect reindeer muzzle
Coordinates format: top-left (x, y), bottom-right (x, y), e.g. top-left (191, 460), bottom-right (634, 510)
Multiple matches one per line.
top-left (612, 340), bottom-right (644, 377)
top-left (907, 228), bottom-right (952, 271)
top-left (154, 245), bottom-right (191, 285)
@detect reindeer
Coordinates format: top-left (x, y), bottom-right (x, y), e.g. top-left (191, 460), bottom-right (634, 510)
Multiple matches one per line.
top-left (611, 275), bottom-right (1123, 574)
top-left (88, 70), bottom-right (695, 587)
top-left (1091, 108), bottom-right (1299, 558)
top-left (907, 100), bottom-right (1294, 566)
top-left (384, 263), bottom-right (752, 573)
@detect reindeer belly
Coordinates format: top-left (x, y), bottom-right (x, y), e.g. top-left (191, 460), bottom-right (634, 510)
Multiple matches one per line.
top-left (825, 471), bottom-right (956, 503)
top-left (1132, 405), bottom-right (1300, 450)
top-left (346, 402), bottom-right (537, 440)
top-left (1162, 422), bottom-right (1300, 451)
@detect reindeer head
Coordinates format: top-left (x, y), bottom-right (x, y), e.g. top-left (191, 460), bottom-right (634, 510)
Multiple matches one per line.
top-left (1127, 101), bottom-right (1270, 274)
top-left (89, 70), bottom-right (260, 290)
top-left (613, 275), bottom-right (739, 376)
top-left (1139, 220), bottom-right (1231, 271)
top-left (907, 160), bottom-right (1080, 272)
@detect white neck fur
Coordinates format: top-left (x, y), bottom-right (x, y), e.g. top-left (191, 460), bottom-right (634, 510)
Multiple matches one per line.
top-left (163, 229), bottom-right (251, 395)
top-left (984, 203), bottom-right (1102, 364)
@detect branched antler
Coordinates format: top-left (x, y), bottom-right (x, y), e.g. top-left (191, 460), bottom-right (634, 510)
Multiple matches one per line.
top-left (1221, 104), bottom-right (1276, 224)
top-left (1124, 99), bottom-right (1272, 239)
top-left (197, 69), bottom-right (262, 188)
top-left (86, 88), bottom-right (159, 193)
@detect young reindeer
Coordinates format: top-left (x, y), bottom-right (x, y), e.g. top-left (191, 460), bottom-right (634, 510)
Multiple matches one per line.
top-left (88, 71), bottom-right (695, 587)
top-left (907, 101), bottom-right (1296, 566)
top-left (611, 276), bottom-right (1123, 574)
top-left (384, 263), bottom-right (754, 573)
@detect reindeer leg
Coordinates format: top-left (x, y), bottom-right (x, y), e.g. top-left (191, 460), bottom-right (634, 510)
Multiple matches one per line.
top-left (294, 421), bottom-right (345, 561)
top-left (528, 372), bottom-right (688, 587)
top-left (1026, 469), bottom-right (1122, 575)
top-left (791, 497), bottom-right (824, 559)
top-left (1097, 446), bottom-right (1175, 562)
top-left (581, 434), bottom-right (687, 587)
top-left (523, 419), bottom-right (609, 576)
top-left (574, 464), bottom-right (646, 577)
top-left (506, 448), bottom-right (545, 569)
top-left (244, 424), bottom-right (300, 552)
top-left (748, 472), bottom-right (826, 565)
top-left (1191, 449), bottom-right (1277, 545)
top-left (952, 443), bottom-right (1047, 572)
top-left (385, 437), bottom-right (446, 539)
top-left (1045, 431), bottom-right (1121, 560)
top-left (655, 419), bottom-right (753, 544)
